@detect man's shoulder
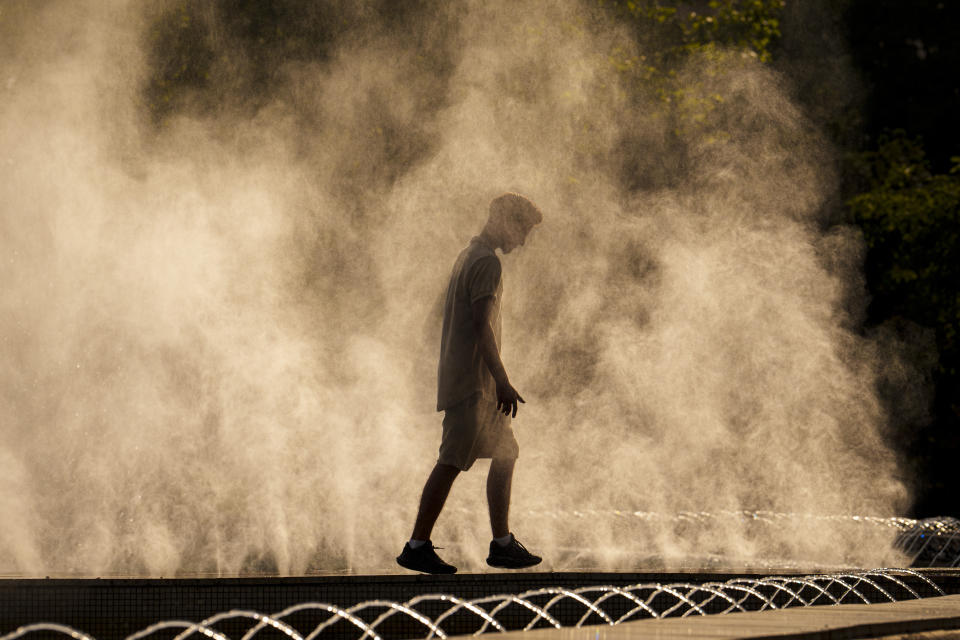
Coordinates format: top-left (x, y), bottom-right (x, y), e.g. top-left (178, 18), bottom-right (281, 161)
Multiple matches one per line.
top-left (465, 250), bottom-right (501, 279)
top-left (465, 237), bottom-right (499, 264)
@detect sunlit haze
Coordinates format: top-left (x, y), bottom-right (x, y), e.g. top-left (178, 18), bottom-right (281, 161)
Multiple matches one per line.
top-left (0, 1), bottom-right (919, 576)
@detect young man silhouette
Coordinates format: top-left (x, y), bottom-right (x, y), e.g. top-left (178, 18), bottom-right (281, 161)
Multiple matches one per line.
top-left (397, 193), bottom-right (543, 574)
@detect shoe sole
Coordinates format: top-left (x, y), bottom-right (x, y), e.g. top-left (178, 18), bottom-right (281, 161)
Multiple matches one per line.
top-left (485, 557), bottom-right (542, 569)
top-left (396, 556), bottom-right (457, 575)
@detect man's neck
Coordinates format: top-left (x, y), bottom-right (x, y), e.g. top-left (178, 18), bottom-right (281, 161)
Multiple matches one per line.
top-left (477, 229), bottom-right (500, 252)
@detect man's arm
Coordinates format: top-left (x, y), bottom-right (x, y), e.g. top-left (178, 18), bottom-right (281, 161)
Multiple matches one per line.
top-left (471, 295), bottom-right (524, 417)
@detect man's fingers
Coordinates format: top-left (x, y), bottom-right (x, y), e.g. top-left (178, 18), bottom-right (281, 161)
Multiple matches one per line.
top-left (497, 390), bottom-right (523, 417)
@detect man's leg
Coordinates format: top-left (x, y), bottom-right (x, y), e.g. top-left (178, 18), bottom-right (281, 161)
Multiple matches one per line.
top-left (411, 462), bottom-right (461, 541)
top-left (487, 458), bottom-right (515, 539)
top-left (398, 462), bottom-right (460, 574)
top-left (485, 458), bottom-right (541, 568)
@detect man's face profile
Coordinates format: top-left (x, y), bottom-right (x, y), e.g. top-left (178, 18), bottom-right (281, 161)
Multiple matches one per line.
top-left (487, 193), bottom-right (542, 254)
top-left (500, 218), bottom-right (536, 254)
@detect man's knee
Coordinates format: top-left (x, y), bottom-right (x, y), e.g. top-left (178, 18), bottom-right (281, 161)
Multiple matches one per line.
top-left (435, 462), bottom-right (462, 477)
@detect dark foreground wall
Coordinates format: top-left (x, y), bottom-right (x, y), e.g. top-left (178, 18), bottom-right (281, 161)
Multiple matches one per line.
top-left (1, 570), bottom-right (958, 640)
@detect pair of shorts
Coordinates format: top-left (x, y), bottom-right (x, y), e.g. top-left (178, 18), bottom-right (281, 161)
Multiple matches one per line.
top-left (438, 393), bottom-right (520, 471)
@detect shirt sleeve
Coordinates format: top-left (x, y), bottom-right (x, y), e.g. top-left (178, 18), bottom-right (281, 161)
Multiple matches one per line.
top-left (466, 255), bottom-right (502, 304)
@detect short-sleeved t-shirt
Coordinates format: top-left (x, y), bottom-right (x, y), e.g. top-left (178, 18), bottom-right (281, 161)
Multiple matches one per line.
top-left (437, 237), bottom-right (503, 411)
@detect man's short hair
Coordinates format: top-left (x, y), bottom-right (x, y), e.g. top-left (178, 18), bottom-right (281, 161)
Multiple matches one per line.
top-left (489, 193), bottom-right (543, 229)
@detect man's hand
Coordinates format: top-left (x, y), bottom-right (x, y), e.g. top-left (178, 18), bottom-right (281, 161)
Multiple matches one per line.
top-left (496, 380), bottom-right (525, 418)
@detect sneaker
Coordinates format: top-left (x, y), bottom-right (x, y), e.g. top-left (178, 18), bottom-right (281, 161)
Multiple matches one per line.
top-left (486, 534), bottom-right (542, 569)
top-left (396, 541), bottom-right (457, 574)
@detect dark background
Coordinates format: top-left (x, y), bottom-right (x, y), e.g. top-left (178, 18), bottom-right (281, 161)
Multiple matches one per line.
top-left (843, 0), bottom-right (960, 517)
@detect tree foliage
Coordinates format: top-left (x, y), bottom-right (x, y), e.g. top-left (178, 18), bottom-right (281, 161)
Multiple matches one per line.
top-left (602, 0), bottom-right (786, 104)
top-left (841, 0), bottom-right (960, 515)
top-left (848, 134), bottom-right (960, 378)
top-left (608, 0), bottom-right (784, 62)
top-left (846, 133), bottom-right (960, 515)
